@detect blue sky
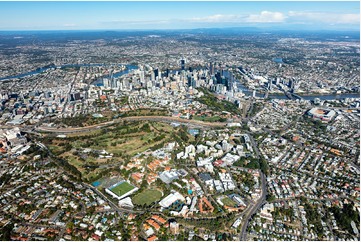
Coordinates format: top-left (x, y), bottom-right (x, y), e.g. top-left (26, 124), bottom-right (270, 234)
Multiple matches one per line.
top-left (0, 1), bottom-right (359, 30)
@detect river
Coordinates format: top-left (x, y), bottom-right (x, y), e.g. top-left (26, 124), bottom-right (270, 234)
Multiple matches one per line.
top-left (0, 63), bottom-right (138, 81)
top-left (1, 64), bottom-right (359, 101)
top-left (272, 58), bottom-right (284, 64)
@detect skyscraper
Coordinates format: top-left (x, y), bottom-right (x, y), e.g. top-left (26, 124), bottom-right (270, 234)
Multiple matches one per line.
top-left (151, 71), bottom-right (155, 81)
top-left (154, 68), bottom-right (159, 78)
top-left (210, 62), bottom-right (214, 75)
top-left (180, 59), bottom-right (185, 70)
top-left (268, 79), bottom-right (272, 91)
top-left (140, 70), bottom-right (145, 83)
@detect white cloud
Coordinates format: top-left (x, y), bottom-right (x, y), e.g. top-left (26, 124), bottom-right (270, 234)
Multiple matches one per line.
top-left (288, 11), bottom-right (360, 24)
top-left (191, 14), bottom-right (244, 23)
top-left (98, 10), bottom-right (359, 29)
top-left (247, 11), bottom-right (286, 23)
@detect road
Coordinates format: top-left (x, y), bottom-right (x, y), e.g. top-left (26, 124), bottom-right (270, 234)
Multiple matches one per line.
top-left (239, 171), bottom-right (267, 241)
top-left (35, 115), bottom-right (226, 134)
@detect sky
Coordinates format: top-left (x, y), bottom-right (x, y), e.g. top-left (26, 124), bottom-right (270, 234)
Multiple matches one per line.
top-left (0, 1), bottom-right (359, 31)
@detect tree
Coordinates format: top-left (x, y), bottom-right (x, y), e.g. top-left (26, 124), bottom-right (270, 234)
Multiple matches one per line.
top-left (0, 223), bottom-right (14, 240)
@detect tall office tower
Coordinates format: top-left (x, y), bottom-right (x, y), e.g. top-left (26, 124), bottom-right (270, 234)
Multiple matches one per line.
top-left (210, 62), bottom-right (214, 75)
top-left (187, 76), bottom-right (192, 87)
top-left (252, 90), bottom-right (256, 98)
top-left (111, 78), bottom-right (117, 89)
top-left (180, 59), bottom-right (185, 70)
top-left (289, 79), bottom-right (294, 89)
top-left (166, 68), bottom-right (170, 77)
top-left (140, 70), bottom-right (145, 83)
top-left (192, 79), bottom-right (198, 88)
top-left (269, 79), bottom-right (273, 91)
top-left (215, 72), bottom-right (222, 84)
top-left (227, 72), bottom-right (233, 91)
top-left (154, 68), bottom-right (159, 78)
top-left (103, 78), bottom-right (110, 88)
top-left (151, 71), bottom-right (155, 81)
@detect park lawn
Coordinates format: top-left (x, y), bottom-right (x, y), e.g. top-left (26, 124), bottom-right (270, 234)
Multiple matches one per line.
top-left (43, 121), bottom-right (189, 182)
top-left (110, 182), bottom-right (135, 197)
top-left (74, 122), bottom-right (167, 156)
top-left (83, 167), bottom-right (105, 182)
top-left (60, 151), bottom-right (115, 182)
top-left (106, 131), bottom-right (169, 156)
top-left (70, 122), bottom-right (174, 157)
top-left (221, 196), bottom-right (237, 207)
top-left (132, 189), bottom-right (163, 206)
top-left (61, 153), bottom-right (87, 176)
top-left (48, 143), bottom-right (66, 155)
top-left (150, 122), bottom-right (174, 132)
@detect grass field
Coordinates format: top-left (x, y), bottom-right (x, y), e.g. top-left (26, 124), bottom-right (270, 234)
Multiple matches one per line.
top-left (132, 189), bottom-right (163, 206)
top-left (221, 196), bottom-right (237, 207)
top-left (110, 181), bottom-right (135, 197)
top-left (43, 120), bottom-right (194, 182)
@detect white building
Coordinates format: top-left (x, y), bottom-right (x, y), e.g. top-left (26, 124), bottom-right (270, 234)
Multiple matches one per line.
top-left (159, 191), bottom-right (185, 208)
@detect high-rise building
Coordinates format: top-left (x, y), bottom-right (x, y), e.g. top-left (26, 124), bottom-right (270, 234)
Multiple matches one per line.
top-left (210, 62), bottom-right (214, 75)
top-left (268, 79), bottom-right (273, 91)
top-left (154, 68), bottom-right (159, 78)
top-left (103, 78), bottom-right (110, 88)
top-left (140, 70), bottom-right (145, 83)
top-left (111, 78), bottom-right (117, 89)
top-left (180, 59), bottom-right (185, 70)
top-left (289, 79), bottom-right (295, 90)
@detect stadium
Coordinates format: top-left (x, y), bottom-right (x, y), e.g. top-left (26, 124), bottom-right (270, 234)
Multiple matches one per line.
top-left (105, 180), bottom-right (138, 200)
top-left (307, 107), bottom-right (336, 122)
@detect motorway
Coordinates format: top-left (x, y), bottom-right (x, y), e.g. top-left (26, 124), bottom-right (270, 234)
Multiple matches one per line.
top-left (35, 115), bottom-right (226, 134)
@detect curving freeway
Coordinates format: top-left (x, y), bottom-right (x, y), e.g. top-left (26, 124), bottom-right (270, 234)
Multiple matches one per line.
top-left (35, 115), bottom-right (226, 134)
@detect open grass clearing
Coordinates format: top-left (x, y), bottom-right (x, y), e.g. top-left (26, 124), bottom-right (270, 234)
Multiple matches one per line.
top-left (132, 189), bottom-right (163, 206)
top-left (221, 196), bottom-right (237, 207)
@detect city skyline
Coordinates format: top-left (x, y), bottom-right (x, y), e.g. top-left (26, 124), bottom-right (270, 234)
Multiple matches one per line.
top-left (0, 1), bottom-right (360, 31)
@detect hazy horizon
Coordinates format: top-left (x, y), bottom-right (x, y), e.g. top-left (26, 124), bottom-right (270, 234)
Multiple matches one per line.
top-left (0, 1), bottom-right (359, 31)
